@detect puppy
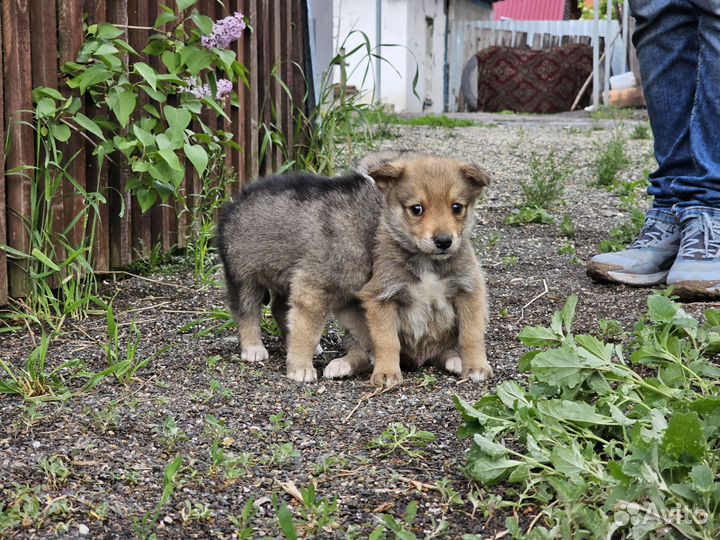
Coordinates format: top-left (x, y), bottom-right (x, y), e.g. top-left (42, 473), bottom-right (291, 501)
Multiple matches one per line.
top-left (323, 152), bottom-right (493, 386)
top-left (217, 153), bottom-right (492, 385)
top-left (217, 171), bottom-right (383, 382)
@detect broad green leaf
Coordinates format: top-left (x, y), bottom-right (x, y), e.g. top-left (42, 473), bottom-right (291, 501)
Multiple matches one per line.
top-left (68, 64), bottom-right (112, 94)
top-left (518, 325), bottom-right (562, 347)
top-left (191, 12), bottom-right (214, 35)
top-left (467, 456), bottom-right (521, 485)
top-left (135, 188), bottom-right (158, 213)
top-left (33, 86), bottom-right (65, 101)
top-left (530, 347), bottom-right (599, 389)
top-left (50, 123), bottom-right (71, 142)
top-left (36, 98), bottom-right (57, 118)
top-left (473, 433), bottom-right (507, 459)
top-left (537, 400), bottom-right (614, 426)
top-left (661, 411), bottom-right (705, 464)
top-left (93, 43), bottom-right (120, 56)
top-left (154, 9), bottom-right (177, 28)
top-left (689, 463), bottom-right (714, 493)
top-left (106, 88), bottom-right (137, 128)
top-left (648, 294), bottom-right (678, 323)
top-left (176, 0), bottom-right (198, 10)
top-left (74, 112), bottom-right (106, 140)
top-left (184, 143), bottom-right (208, 177)
top-left (550, 444), bottom-right (585, 477)
top-left (132, 125), bottom-right (156, 148)
top-left (496, 381), bottom-right (530, 410)
top-left (96, 23), bottom-right (124, 39)
top-left (163, 105), bottom-right (192, 132)
top-left (134, 62), bottom-right (157, 91)
top-left (560, 294), bottom-right (578, 334)
top-left (158, 149), bottom-right (183, 171)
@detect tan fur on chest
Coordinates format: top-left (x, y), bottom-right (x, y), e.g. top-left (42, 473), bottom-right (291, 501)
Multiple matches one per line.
top-left (398, 269), bottom-right (457, 358)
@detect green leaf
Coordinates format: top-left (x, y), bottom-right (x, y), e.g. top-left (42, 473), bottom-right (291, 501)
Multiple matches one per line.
top-left (550, 444), bottom-right (585, 477)
top-left (661, 411), bottom-right (705, 464)
top-left (74, 112), bottom-right (106, 140)
top-left (467, 456), bottom-right (521, 485)
top-left (560, 294), bottom-right (578, 334)
top-left (648, 294), bottom-right (678, 323)
top-left (132, 125), bottom-right (156, 148)
top-left (36, 97), bottom-right (57, 118)
top-left (496, 381), bottom-right (531, 410)
top-left (530, 347), bottom-right (600, 389)
top-left (689, 463), bottom-right (714, 493)
top-left (473, 433), bottom-right (507, 459)
top-left (135, 188), bottom-right (158, 213)
top-left (277, 504), bottom-right (298, 540)
top-left (537, 400), bottom-right (614, 426)
top-left (154, 9), bottom-right (177, 28)
top-left (518, 325), bottom-right (562, 347)
top-left (158, 149), bottom-right (183, 171)
top-left (31, 249), bottom-right (60, 272)
top-left (191, 12), bottom-right (214, 35)
top-left (163, 105), bottom-right (192, 133)
top-left (68, 64), bottom-right (112, 94)
top-left (96, 23), bottom-right (124, 39)
top-left (184, 143), bottom-right (208, 177)
top-left (176, 0), bottom-right (198, 10)
top-left (50, 123), bottom-right (71, 142)
top-left (106, 87), bottom-right (137, 128)
top-left (134, 62), bottom-right (158, 91)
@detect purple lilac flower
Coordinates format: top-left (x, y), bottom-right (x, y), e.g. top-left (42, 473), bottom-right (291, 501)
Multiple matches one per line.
top-left (201, 12), bottom-right (246, 50)
top-left (215, 79), bottom-right (233, 99)
top-left (181, 77), bottom-right (211, 99)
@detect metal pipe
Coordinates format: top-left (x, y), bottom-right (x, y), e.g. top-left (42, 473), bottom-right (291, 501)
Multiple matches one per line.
top-left (592, 0), bottom-right (600, 109)
top-left (604, 0), bottom-right (612, 103)
top-left (376, 0), bottom-right (382, 102)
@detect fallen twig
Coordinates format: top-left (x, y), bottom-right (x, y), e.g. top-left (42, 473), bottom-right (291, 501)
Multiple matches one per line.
top-left (96, 270), bottom-right (194, 291)
top-left (517, 279), bottom-right (548, 323)
top-left (344, 385), bottom-right (395, 423)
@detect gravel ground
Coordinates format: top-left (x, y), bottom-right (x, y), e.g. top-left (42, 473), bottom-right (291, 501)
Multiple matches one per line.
top-left (1, 111), bottom-right (680, 540)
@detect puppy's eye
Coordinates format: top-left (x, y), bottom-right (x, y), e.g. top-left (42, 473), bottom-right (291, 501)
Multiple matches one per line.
top-left (451, 203), bottom-right (464, 215)
top-left (409, 204), bottom-right (424, 216)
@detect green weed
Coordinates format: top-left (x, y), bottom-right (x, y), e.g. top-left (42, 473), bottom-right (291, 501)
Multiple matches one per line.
top-left (39, 455), bottom-right (71, 488)
top-left (597, 206), bottom-right (645, 253)
top-left (152, 416), bottom-right (188, 449)
top-left (595, 130), bottom-right (630, 187)
top-left (369, 423), bottom-right (436, 458)
top-left (456, 293), bottom-right (720, 539)
top-left (229, 499), bottom-right (257, 540)
top-left (276, 484), bottom-right (340, 539)
top-left (131, 456), bottom-right (182, 540)
top-left (630, 122), bottom-right (652, 140)
top-left (391, 114), bottom-right (477, 128)
top-left (505, 206), bottom-right (555, 225)
top-left (520, 152), bottom-right (571, 209)
top-left (560, 215), bottom-right (576, 237)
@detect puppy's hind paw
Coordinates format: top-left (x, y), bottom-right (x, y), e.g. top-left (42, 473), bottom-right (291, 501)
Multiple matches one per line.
top-left (323, 357), bottom-right (353, 379)
top-left (443, 355), bottom-right (463, 375)
top-left (287, 366), bottom-right (318, 383)
top-left (463, 364), bottom-right (494, 382)
top-left (241, 345), bottom-right (268, 362)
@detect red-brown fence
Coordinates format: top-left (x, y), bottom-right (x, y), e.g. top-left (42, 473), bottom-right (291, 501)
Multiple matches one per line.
top-left (0, 0), bottom-right (312, 303)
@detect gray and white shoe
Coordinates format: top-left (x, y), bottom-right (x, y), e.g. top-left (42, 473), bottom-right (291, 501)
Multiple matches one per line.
top-left (587, 208), bottom-right (680, 286)
top-left (667, 209), bottom-right (720, 299)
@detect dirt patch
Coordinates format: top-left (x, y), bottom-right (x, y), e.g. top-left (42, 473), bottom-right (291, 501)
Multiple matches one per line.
top-left (1, 115), bottom-right (676, 539)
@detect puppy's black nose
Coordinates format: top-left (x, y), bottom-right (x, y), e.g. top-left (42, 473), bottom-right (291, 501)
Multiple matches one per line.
top-left (434, 235), bottom-right (453, 251)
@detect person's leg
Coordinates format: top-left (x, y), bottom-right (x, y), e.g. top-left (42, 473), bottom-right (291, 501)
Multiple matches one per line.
top-left (587, 0), bottom-right (696, 286)
top-left (666, 1), bottom-right (720, 297)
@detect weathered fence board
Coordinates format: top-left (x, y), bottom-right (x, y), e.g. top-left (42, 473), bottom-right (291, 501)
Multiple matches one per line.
top-left (0, 0), bottom-right (312, 303)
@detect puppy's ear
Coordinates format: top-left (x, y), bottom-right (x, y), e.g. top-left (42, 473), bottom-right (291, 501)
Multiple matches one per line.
top-left (460, 163), bottom-right (491, 195)
top-left (366, 161), bottom-right (404, 193)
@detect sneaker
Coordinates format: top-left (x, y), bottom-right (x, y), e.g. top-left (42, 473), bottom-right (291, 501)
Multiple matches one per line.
top-left (667, 209), bottom-right (720, 299)
top-left (586, 208), bottom-right (680, 286)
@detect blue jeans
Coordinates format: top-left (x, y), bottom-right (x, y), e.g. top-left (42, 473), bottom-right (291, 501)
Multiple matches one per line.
top-left (629, 0), bottom-right (720, 211)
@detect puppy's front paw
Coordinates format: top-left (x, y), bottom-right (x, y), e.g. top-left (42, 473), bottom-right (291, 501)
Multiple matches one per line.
top-left (463, 364), bottom-right (493, 382)
top-left (443, 354), bottom-right (463, 374)
top-left (369, 369), bottom-right (403, 387)
top-left (287, 366), bottom-right (318, 382)
top-left (323, 357), bottom-right (353, 379)
top-left (241, 345), bottom-right (268, 362)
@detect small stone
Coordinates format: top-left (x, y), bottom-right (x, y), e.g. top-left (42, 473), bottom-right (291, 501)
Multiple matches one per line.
top-left (31, 441), bottom-right (40, 449)
top-left (316, 385), bottom-right (326, 395)
top-left (163, 515), bottom-right (173, 524)
top-left (78, 524), bottom-right (90, 535)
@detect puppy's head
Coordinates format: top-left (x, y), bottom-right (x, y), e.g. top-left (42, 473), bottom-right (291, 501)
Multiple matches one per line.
top-left (361, 152), bottom-right (491, 258)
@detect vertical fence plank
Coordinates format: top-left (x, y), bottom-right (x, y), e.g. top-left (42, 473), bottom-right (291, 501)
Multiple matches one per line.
top-left (58, 0), bottom-right (88, 250)
top-left (231, 0), bottom-right (248, 191)
top-left (244, 0), bottom-right (259, 181)
top-left (106, 0), bottom-right (133, 268)
top-left (30, 0), bottom-right (65, 280)
top-left (84, 0), bottom-right (111, 271)
top-left (281, 0), bottom-right (293, 162)
top-left (3, 0), bottom-right (34, 297)
top-left (257, 0), bottom-right (271, 175)
top-left (270, 0), bottom-right (282, 171)
top-left (0, 17), bottom-right (6, 304)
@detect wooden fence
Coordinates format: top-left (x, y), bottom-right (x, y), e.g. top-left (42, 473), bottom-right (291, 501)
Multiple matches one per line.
top-left (0, 0), bottom-right (312, 304)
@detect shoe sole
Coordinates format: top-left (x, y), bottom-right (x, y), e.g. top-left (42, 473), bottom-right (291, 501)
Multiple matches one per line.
top-left (587, 265), bottom-right (668, 287)
top-left (667, 280), bottom-right (720, 301)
